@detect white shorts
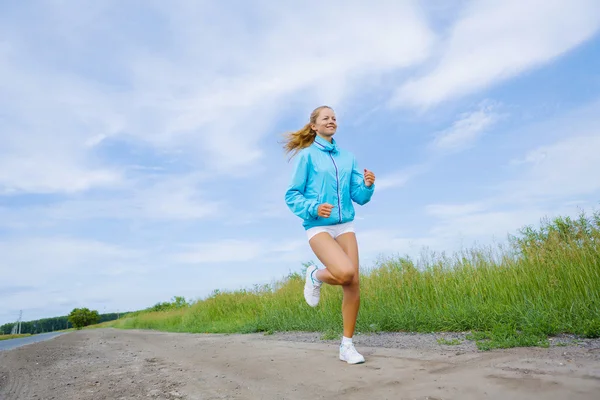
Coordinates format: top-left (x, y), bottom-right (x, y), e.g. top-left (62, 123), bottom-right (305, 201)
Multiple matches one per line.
top-left (306, 221), bottom-right (355, 241)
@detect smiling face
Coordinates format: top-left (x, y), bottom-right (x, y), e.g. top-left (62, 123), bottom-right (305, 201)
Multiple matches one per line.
top-left (311, 107), bottom-right (337, 141)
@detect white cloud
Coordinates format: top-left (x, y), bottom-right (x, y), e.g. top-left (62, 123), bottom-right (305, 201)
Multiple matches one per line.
top-left (431, 101), bottom-right (500, 151)
top-left (0, 1), bottom-right (437, 195)
top-left (426, 202), bottom-right (488, 218)
top-left (374, 164), bottom-right (429, 191)
top-left (0, 237), bottom-right (141, 285)
top-left (0, 49), bottom-right (125, 194)
top-left (375, 100), bottom-right (500, 192)
top-left (174, 240), bottom-right (265, 264)
top-left (0, 173), bottom-right (222, 227)
top-left (503, 132), bottom-right (600, 201)
top-left (392, 0), bottom-right (600, 108)
top-left (425, 113), bottom-right (600, 244)
top-left (124, 1), bottom-right (435, 172)
top-left (118, 174), bottom-right (222, 221)
top-left (429, 208), bottom-right (547, 241)
top-left (173, 238), bottom-right (306, 264)
top-left (424, 199), bottom-right (598, 252)
top-left (420, 97), bottom-right (600, 252)
top-left (0, 159), bottom-right (120, 195)
top-left (356, 228), bottom-right (457, 265)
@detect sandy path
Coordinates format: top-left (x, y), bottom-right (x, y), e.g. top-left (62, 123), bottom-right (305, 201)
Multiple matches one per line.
top-left (0, 328), bottom-right (599, 399)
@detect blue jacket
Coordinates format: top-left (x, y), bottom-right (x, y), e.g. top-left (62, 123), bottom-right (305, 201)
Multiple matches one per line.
top-left (285, 135), bottom-right (375, 230)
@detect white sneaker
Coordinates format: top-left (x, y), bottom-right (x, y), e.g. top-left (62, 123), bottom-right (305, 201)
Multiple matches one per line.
top-left (339, 343), bottom-right (365, 364)
top-left (303, 264), bottom-right (322, 307)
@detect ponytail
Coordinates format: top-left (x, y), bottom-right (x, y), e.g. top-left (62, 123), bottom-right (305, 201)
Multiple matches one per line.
top-left (282, 105), bottom-right (331, 158)
top-left (282, 123), bottom-right (316, 157)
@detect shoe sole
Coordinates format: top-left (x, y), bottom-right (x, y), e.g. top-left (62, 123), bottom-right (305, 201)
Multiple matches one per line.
top-left (339, 357), bottom-right (365, 364)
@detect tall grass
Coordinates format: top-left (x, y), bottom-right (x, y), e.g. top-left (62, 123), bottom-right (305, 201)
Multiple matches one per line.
top-left (109, 210), bottom-right (600, 349)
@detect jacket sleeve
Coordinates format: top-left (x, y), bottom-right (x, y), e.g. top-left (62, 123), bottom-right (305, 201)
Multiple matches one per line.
top-left (350, 156), bottom-right (374, 205)
top-left (285, 152), bottom-right (320, 220)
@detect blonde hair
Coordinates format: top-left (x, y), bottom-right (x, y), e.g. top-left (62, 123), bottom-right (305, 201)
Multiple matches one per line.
top-left (282, 105), bottom-right (332, 158)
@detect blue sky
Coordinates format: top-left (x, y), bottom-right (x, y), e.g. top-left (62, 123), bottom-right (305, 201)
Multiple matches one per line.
top-left (1, 0), bottom-right (600, 325)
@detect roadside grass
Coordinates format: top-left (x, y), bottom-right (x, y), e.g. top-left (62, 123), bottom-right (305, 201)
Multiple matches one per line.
top-left (106, 210), bottom-right (600, 350)
top-left (0, 334), bottom-right (31, 341)
top-left (437, 337), bottom-right (462, 346)
top-left (84, 321), bottom-right (113, 330)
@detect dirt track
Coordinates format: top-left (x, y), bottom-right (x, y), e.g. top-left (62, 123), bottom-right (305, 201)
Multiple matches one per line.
top-left (0, 328), bottom-right (599, 400)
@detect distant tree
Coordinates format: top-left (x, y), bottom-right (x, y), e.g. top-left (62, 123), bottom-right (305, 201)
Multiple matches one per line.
top-left (68, 308), bottom-right (100, 330)
top-left (2, 312), bottom-right (124, 334)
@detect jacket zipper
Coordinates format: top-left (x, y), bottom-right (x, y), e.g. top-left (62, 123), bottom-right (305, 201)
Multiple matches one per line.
top-left (328, 152), bottom-right (342, 223)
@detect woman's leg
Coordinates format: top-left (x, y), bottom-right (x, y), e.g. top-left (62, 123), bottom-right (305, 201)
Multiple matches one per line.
top-left (309, 231), bottom-right (365, 363)
top-left (308, 232), bottom-right (359, 338)
top-left (333, 232), bottom-right (360, 339)
top-left (309, 232), bottom-right (356, 286)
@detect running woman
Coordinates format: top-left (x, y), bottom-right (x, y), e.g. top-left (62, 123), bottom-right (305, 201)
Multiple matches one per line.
top-left (283, 105), bottom-right (376, 364)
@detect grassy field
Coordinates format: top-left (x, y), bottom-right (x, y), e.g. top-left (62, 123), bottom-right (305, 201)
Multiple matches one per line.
top-left (0, 334), bottom-right (31, 341)
top-left (107, 210), bottom-right (600, 350)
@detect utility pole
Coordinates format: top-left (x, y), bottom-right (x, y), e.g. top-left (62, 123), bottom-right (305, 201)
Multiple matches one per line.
top-left (18, 310), bottom-right (22, 334)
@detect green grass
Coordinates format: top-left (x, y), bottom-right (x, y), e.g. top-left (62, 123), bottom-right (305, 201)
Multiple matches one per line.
top-left (320, 329), bottom-right (341, 341)
top-left (437, 337), bottom-right (462, 346)
top-left (106, 209), bottom-right (600, 350)
top-left (466, 327), bottom-right (550, 350)
top-left (0, 334), bottom-right (31, 341)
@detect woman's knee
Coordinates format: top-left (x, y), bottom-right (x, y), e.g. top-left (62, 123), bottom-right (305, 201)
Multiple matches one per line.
top-left (337, 267), bottom-right (356, 285)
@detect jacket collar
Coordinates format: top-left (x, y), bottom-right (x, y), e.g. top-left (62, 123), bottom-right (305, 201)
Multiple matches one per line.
top-left (312, 134), bottom-right (338, 153)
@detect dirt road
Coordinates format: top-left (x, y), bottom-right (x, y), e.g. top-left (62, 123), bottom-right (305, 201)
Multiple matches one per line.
top-left (0, 328), bottom-right (599, 399)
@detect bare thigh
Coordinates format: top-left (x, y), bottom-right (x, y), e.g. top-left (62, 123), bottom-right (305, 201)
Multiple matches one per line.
top-left (309, 232), bottom-right (355, 283)
top-left (334, 232), bottom-right (359, 271)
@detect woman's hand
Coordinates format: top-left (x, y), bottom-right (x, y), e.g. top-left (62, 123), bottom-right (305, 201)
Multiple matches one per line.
top-left (317, 203), bottom-right (333, 218)
top-left (364, 169), bottom-right (376, 187)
